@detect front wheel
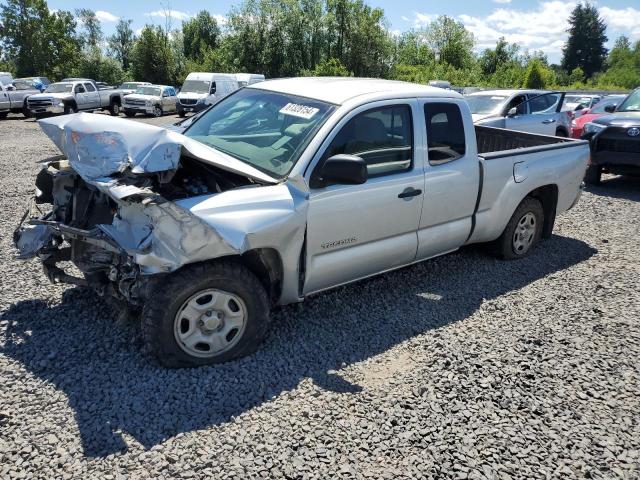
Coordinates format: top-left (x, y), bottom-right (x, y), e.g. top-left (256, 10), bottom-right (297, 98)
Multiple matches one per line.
top-left (22, 103), bottom-right (31, 118)
top-left (109, 102), bottom-right (121, 116)
top-left (152, 105), bottom-right (162, 117)
top-left (124, 109), bottom-right (136, 117)
top-left (584, 164), bottom-right (602, 185)
top-left (141, 261), bottom-right (271, 367)
top-left (494, 197), bottom-right (544, 260)
top-left (63, 104), bottom-right (78, 115)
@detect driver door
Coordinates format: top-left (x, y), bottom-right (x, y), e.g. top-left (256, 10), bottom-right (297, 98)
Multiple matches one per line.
top-left (303, 100), bottom-right (424, 295)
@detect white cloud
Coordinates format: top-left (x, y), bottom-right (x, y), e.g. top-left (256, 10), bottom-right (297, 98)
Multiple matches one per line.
top-left (135, 27), bottom-right (144, 36)
top-left (410, 12), bottom-right (436, 28)
top-left (600, 6), bottom-right (640, 39)
top-left (95, 10), bottom-right (119, 22)
top-left (212, 13), bottom-right (228, 26)
top-left (493, 0), bottom-right (511, 3)
top-left (145, 9), bottom-right (192, 21)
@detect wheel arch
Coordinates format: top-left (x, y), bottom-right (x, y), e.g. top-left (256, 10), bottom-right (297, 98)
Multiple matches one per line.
top-left (526, 184), bottom-right (558, 239)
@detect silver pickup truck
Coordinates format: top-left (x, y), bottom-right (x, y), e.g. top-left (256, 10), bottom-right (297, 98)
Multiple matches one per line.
top-left (0, 80), bottom-right (41, 118)
top-left (14, 78), bottom-right (589, 367)
top-left (26, 79), bottom-right (123, 116)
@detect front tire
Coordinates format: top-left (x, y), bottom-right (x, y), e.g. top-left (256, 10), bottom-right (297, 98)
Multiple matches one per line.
top-left (124, 109), bottom-right (136, 117)
top-left (585, 164), bottom-right (602, 185)
top-left (494, 197), bottom-right (544, 260)
top-left (152, 105), bottom-right (162, 117)
top-left (63, 104), bottom-right (78, 115)
top-left (109, 102), bottom-right (121, 116)
top-left (141, 261), bottom-right (271, 367)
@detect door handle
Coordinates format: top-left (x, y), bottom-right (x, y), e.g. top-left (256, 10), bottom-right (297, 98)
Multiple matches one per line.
top-left (398, 187), bottom-right (422, 199)
top-left (542, 119), bottom-right (556, 124)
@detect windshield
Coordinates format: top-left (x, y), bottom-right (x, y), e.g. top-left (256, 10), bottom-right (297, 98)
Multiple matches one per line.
top-left (45, 83), bottom-right (73, 93)
top-left (466, 95), bottom-right (507, 115)
top-left (120, 83), bottom-right (140, 89)
top-left (591, 96), bottom-right (625, 114)
top-left (617, 90), bottom-right (640, 112)
top-left (181, 80), bottom-right (210, 94)
top-left (135, 86), bottom-right (161, 96)
top-left (185, 89), bottom-right (335, 178)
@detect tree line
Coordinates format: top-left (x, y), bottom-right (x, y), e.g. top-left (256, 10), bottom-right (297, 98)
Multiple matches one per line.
top-left (0, 0), bottom-right (638, 90)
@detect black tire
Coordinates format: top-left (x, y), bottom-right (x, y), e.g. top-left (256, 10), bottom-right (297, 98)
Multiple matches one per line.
top-left (109, 102), bottom-right (121, 116)
top-left (555, 128), bottom-right (568, 138)
top-left (141, 261), bottom-right (271, 368)
top-left (0, 111), bottom-right (8, 119)
top-left (584, 164), bottom-right (602, 185)
top-left (124, 109), bottom-right (136, 117)
top-left (63, 104), bottom-right (78, 115)
top-left (494, 197), bottom-right (544, 260)
top-left (177, 106), bottom-right (186, 118)
top-left (22, 102), bottom-right (31, 118)
top-left (152, 105), bottom-right (163, 117)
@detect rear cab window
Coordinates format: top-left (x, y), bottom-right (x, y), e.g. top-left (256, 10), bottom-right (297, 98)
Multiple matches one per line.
top-left (424, 102), bottom-right (466, 165)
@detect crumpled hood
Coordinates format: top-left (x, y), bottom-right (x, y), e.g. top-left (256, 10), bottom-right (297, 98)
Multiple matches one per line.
top-left (37, 113), bottom-right (278, 184)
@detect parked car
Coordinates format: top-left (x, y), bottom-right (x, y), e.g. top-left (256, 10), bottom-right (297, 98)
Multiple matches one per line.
top-left (122, 85), bottom-right (178, 117)
top-left (27, 80), bottom-right (123, 116)
top-left (562, 93), bottom-right (601, 117)
top-left (570, 95), bottom-right (627, 138)
top-left (0, 81), bottom-right (40, 118)
top-left (14, 76), bottom-right (51, 92)
top-left (118, 81), bottom-right (152, 96)
top-left (466, 89), bottom-right (571, 136)
top-left (234, 73), bottom-right (265, 87)
top-left (14, 77), bottom-right (589, 366)
top-left (176, 72), bottom-right (239, 117)
top-left (581, 88), bottom-right (640, 184)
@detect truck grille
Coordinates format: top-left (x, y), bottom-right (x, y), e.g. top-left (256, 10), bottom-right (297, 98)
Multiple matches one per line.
top-left (179, 98), bottom-right (197, 106)
top-left (125, 99), bottom-right (145, 106)
top-left (27, 98), bottom-right (53, 108)
top-left (596, 138), bottom-right (640, 154)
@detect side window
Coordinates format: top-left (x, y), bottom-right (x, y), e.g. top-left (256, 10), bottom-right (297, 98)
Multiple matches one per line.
top-left (322, 105), bottom-right (413, 177)
top-left (210, 82), bottom-right (217, 94)
top-left (84, 82), bottom-right (96, 92)
top-left (507, 95), bottom-right (527, 115)
top-left (424, 102), bottom-right (466, 165)
top-left (74, 84), bottom-right (85, 93)
top-left (529, 93), bottom-right (561, 114)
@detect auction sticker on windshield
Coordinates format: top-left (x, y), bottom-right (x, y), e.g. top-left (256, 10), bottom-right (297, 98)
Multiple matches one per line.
top-left (279, 103), bottom-right (319, 119)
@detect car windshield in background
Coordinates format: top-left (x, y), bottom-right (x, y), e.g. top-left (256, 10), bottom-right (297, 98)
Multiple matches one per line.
top-left (590, 96), bottom-right (625, 114)
top-left (181, 80), bottom-right (210, 94)
top-left (564, 95), bottom-right (593, 107)
top-left (466, 95), bottom-right (507, 114)
top-left (616, 90), bottom-right (640, 112)
top-left (136, 87), bottom-right (161, 96)
top-left (45, 83), bottom-right (73, 93)
top-left (185, 89), bottom-right (335, 178)
top-left (120, 83), bottom-right (140, 89)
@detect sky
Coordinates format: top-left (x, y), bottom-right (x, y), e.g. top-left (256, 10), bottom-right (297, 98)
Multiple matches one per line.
top-left (47, 0), bottom-right (640, 64)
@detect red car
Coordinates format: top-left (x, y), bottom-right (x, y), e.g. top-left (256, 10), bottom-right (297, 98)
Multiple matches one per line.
top-left (571, 95), bottom-right (627, 138)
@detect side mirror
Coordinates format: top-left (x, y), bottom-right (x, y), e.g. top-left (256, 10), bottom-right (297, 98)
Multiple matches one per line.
top-left (604, 104), bottom-right (616, 113)
top-left (507, 107), bottom-right (517, 117)
top-left (318, 154), bottom-right (367, 186)
top-left (6, 85), bottom-right (15, 91)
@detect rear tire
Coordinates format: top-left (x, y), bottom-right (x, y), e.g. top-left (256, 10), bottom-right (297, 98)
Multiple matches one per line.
top-left (555, 128), bottom-right (568, 138)
top-left (63, 104), bottom-right (78, 115)
top-left (22, 103), bottom-right (31, 118)
top-left (177, 106), bottom-right (186, 118)
top-left (109, 102), bottom-right (121, 116)
top-left (494, 197), bottom-right (544, 260)
top-left (584, 164), bottom-right (602, 185)
top-left (0, 112), bottom-right (8, 119)
top-left (141, 261), bottom-right (271, 368)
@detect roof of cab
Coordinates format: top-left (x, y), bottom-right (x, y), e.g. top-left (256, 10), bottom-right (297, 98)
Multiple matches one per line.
top-left (249, 77), bottom-right (462, 105)
top-left (468, 89), bottom-right (549, 97)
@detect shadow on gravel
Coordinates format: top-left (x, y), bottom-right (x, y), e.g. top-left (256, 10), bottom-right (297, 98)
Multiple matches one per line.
top-left (585, 175), bottom-right (640, 201)
top-left (1, 234), bottom-right (596, 458)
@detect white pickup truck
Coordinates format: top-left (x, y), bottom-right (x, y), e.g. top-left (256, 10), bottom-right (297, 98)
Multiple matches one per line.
top-left (26, 79), bottom-right (123, 116)
top-left (14, 78), bottom-right (589, 367)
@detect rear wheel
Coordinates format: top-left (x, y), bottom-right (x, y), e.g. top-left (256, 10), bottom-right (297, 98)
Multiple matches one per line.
top-left (22, 102), bottom-right (31, 118)
top-left (0, 112), bottom-right (8, 119)
top-left (555, 128), bottom-right (568, 137)
top-left (177, 106), bottom-right (186, 118)
top-left (494, 197), bottom-right (544, 260)
top-left (109, 102), bottom-right (121, 116)
top-left (141, 261), bottom-right (271, 367)
top-left (584, 164), bottom-right (602, 185)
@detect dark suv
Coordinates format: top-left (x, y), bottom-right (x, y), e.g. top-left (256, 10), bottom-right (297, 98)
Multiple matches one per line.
top-left (582, 88), bottom-right (640, 184)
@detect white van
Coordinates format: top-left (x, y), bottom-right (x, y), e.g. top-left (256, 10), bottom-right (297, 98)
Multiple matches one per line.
top-left (234, 73), bottom-right (265, 87)
top-left (0, 72), bottom-right (14, 86)
top-left (177, 72), bottom-right (239, 117)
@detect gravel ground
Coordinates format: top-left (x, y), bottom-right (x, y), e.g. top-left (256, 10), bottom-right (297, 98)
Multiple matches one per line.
top-left (0, 112), bottom-right (639, 479)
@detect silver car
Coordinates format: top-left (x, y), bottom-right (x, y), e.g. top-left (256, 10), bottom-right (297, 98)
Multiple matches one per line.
top-left (122, 85), bottom-right (178, 117)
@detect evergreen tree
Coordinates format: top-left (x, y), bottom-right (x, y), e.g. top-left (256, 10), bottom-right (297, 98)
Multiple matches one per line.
top-left (561, 2), bottom-right (607, 78)
top-left (108, 19), bottom-right (136, 71)
top-left (182, 11), bottom-right (221, 61)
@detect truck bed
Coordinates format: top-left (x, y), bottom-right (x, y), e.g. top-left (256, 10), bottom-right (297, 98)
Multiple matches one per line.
top-left (476, 125), bottom-right (579, 159)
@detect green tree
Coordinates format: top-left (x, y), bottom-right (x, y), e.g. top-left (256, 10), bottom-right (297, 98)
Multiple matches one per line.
top-left (561, 2), bottom-right (607, 78)
top-left (522, 59), bottom-right (546, 89)
top-left (130, 25), bottom-right (175, 84)
top-left (108, 19), bottom-right (136, 71)
top-left (394, 31), bottom-right (431, 66)
top-left (76, 46), bottom-right (126, 84)
top-left (0, 0), bottom-right (81, 78)
top-left (305, 58), bottom-right (351, 76)
top-left (425, 15), bottom-right (474, 69)
top-left (76, 8), bottom-right (102, 48)
top-left (568, 67), bottom-right (584, 84)
top-left (182, 11), bottom-right (221, 61)
top-left (479, 37), bottom-right (519, 75)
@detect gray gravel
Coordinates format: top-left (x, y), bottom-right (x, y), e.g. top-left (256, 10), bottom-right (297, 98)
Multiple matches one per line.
top-left (1, 111), bottom-right (639, 479)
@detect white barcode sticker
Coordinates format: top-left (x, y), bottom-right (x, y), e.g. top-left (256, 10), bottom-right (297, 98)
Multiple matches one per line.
top-left (279, 103), bottom-right (319, 119)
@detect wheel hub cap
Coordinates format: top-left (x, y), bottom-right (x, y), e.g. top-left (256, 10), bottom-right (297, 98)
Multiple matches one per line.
top-left (512, 212), bottom-right (537, 254)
